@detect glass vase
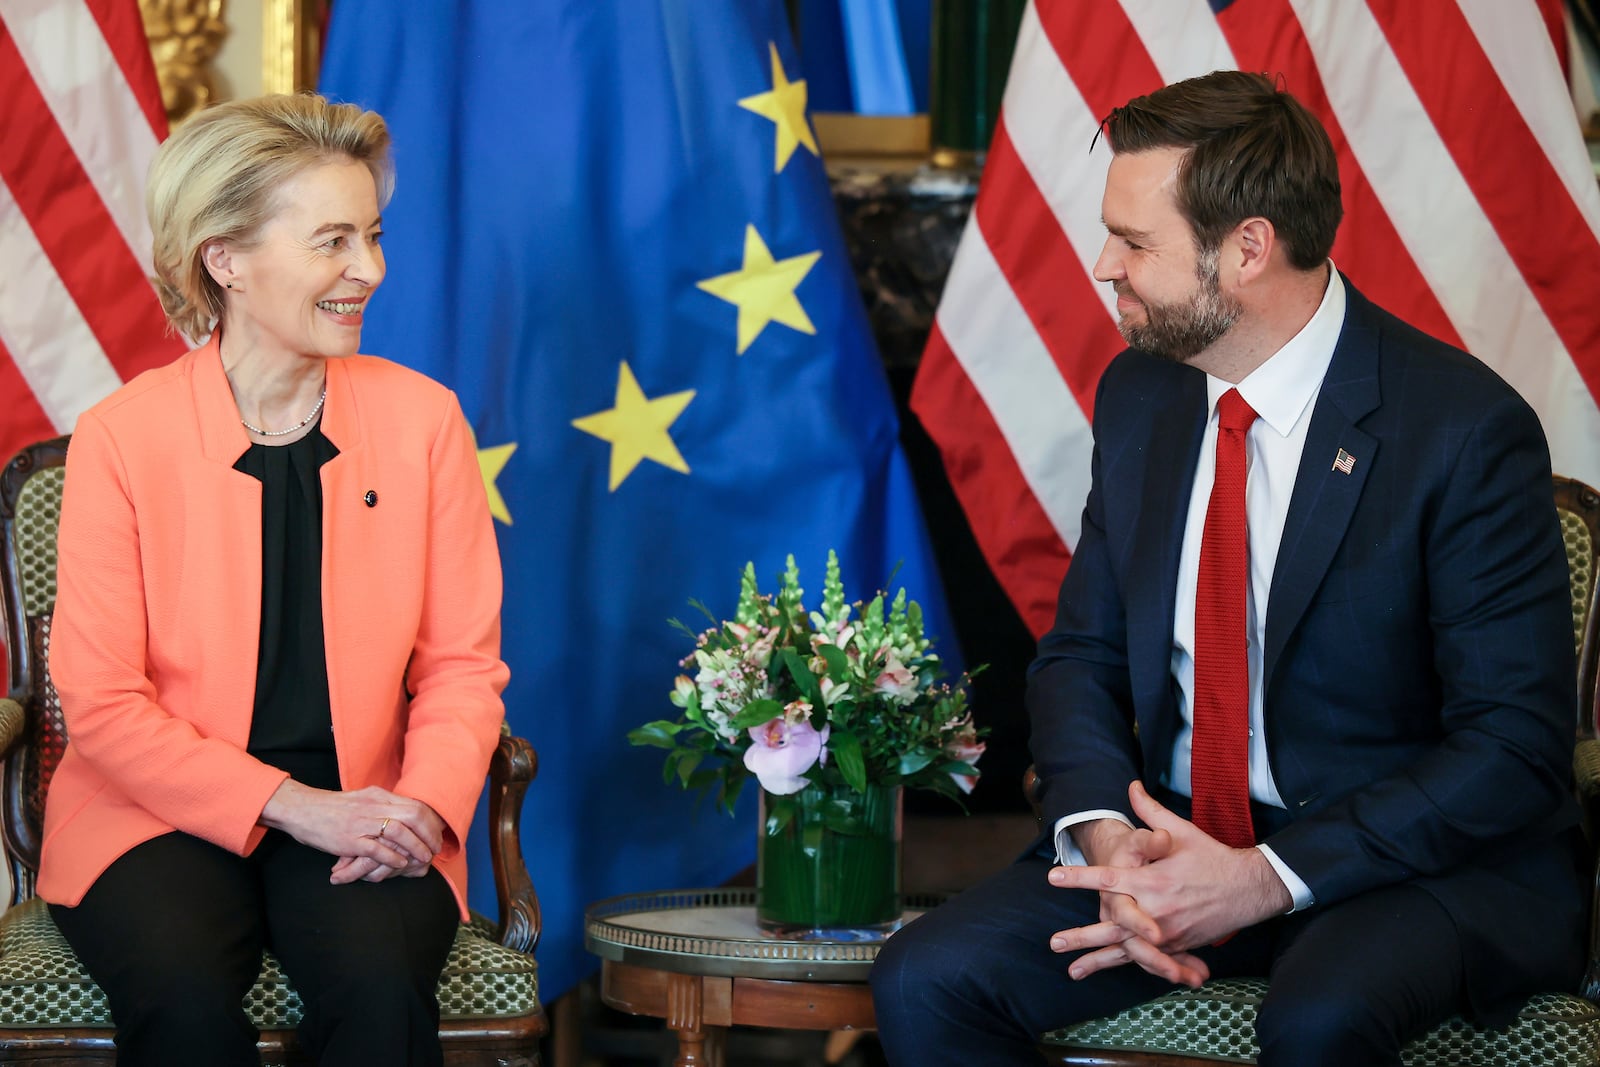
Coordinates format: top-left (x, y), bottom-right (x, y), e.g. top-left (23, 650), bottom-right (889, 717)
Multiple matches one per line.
top-left (756, 780), bottom-right (904, 939)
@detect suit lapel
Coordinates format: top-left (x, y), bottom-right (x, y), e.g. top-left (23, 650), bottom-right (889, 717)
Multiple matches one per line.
top-left (189, 337), bottom-right (267, 718)
top-left (1126, 366), bottom-right (1208, 715)
top-left (1263, 283), bottom-right (1383, 690)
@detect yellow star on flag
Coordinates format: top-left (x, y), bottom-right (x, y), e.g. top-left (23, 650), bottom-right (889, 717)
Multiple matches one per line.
top-left (572, 362), bottom-right (696, 491)
top-left (696, 224), bottom-right (821, 355)
top-left (468, 427), bottom-right (517, 525)
top-left (738, 42), bottom-right (819, 172)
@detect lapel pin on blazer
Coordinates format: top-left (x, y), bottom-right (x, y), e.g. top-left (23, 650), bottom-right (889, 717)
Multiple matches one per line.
top-left (1332, 448), bottom-right (1356, 475)
top-left (363, 490), bottom-right (378, 507)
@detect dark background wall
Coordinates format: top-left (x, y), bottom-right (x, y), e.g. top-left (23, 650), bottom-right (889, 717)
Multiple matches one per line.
top-left (831, 168), bottom-right (1038, 815)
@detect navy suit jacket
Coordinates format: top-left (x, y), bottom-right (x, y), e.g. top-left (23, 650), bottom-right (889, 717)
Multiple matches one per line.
top-left (1026, 279), bottom-right (1583, 1018)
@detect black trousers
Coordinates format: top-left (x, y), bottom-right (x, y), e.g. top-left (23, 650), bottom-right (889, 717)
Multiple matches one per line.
top-left (872, 853), bottom-right (1507, 1067)
top-left (50, 830), bottom-right (458, 1067)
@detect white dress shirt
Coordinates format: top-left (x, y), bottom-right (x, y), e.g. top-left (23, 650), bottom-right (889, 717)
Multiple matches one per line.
top-left (1053, 267), bottom-right (1347, 913)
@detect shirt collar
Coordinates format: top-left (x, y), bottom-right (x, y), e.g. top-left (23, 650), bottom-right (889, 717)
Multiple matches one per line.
top-left (1206, 264), bottom-right (1345, 438)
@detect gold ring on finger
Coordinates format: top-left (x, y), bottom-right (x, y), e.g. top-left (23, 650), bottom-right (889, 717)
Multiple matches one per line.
top-left (378, 818), bottom-right (391, 838)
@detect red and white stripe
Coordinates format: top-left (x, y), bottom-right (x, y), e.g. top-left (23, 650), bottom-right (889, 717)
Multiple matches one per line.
top-left (913, 0), bottom-right (1600, 637)
top-left (0, 0), bottom-right (182, 471)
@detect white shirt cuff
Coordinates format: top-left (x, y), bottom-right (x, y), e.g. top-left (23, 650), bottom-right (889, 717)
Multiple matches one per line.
top-left (1256, 843), bottom-right (1314, 912)
top-left (1051, 810), bottom-right (1133, 866)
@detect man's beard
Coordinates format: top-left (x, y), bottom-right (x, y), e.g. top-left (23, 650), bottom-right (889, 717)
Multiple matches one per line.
top-left (1116, 247), bottom-right (1242, 362)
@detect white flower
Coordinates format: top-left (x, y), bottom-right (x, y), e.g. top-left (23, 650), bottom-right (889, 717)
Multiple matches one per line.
top-left (819, 677), bottom-right (850, 706)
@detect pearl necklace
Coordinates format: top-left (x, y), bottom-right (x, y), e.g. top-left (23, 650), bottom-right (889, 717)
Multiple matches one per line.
top-left (240, 386), bottom-right (327, 437)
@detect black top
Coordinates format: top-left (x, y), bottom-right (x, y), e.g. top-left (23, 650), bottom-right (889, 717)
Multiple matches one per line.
top-left (233, 422), bottom-right (342, 791)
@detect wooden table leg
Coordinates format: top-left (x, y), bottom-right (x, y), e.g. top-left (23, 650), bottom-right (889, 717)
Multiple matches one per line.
top-left (825, 1029), bottom-right (865, 1063)
top-left (666, 971), bottom-right (723, 1067)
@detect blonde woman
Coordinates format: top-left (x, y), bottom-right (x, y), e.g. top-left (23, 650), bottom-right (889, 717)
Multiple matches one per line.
top-left (43, 94), bottom-right (508, 1066)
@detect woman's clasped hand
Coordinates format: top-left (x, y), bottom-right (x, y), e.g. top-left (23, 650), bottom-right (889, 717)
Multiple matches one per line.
top-left (259, 781), bottom-right (448, 883)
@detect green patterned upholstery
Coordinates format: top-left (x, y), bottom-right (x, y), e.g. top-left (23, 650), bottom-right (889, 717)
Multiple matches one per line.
top-left (1561, 505), bottom-right (1595, 656)
top-left (12, 466), bottom-right (63, 618)
top-left (1577, 738), bottom-right (1600, 810)
top-left (21, 616), bottom-right (65, 840)
top-left (0, 899), bottom-right (537, 1030)
top-left (1041, 978), bottom-right (1600, 1066)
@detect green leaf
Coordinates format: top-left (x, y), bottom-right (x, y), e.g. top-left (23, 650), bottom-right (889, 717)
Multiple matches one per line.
top-left (780, 648), bottom-right (822, 706)
top-left (897, 749), bottom-right (937, 776)
top-left (920, 775), bottom-right (966, 805)
top-left (668, 615), bottom-right (704, 642)
top-left (729, 698), bottom-right (783, 729)
top-left (675, 750), bottom-right (704, 786)
top-left (684, 767), bottom-right (720, 791)
top-left (764, 793), bottom-right (798, 835)
top-left (936, 758), bottom-right (981, 777)
top-left (829, 729), bottom-right (867, 794)
top-left (817, 642), bottom-right (849, 677)
top-left (685, 598), bottom-right (721, 626)
top-left (627, 721), bottom-right (683, 749)
top-left (720, 765), bottom-right (751, 814)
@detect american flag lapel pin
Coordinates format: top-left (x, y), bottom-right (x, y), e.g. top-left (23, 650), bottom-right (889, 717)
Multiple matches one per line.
top-left (1332, 448), bottom-right (1356, 475)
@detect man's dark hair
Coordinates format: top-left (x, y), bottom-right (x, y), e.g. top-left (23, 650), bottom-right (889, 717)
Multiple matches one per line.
top-left (1102, 70), bottom-right (1342, 271)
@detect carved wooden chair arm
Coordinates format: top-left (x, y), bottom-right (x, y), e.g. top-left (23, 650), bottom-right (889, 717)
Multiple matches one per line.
top-left (1023, 764), bottom-right (1043, 824)
top-left (0, 697), bottom-right (24, 761)
top-left (487, 730), bottom-right (541, 955)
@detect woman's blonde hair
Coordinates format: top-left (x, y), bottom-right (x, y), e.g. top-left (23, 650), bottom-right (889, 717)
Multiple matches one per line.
top-left (147, 93), bottom-right (393, 340)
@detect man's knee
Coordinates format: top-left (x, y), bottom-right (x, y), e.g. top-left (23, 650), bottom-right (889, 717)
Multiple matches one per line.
top-left (870, 912), bottom-right (973, 1018)
top-left (872, 901), bottom-right (1076, 1041)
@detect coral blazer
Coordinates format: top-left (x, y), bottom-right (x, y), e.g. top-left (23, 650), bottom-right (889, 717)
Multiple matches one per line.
top-left (41, 334), bottom-right (509, 918)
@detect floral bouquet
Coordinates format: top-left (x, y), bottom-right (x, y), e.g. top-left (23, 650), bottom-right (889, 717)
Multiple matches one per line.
top-left (628, 550), bottom-right (985, 811)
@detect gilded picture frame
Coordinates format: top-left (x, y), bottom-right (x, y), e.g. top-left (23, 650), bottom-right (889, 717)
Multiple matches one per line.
top-left (261, 0), bottom-right (321, 95)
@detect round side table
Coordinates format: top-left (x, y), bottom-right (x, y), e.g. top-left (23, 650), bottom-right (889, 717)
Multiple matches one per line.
top-left (584, 887), bottom-right (941, 1067)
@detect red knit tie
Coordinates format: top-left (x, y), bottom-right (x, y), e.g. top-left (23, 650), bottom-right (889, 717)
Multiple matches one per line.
top-left (1191, 388), bottom-right (1258, 849)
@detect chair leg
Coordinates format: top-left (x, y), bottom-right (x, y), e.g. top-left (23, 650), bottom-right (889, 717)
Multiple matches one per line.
top-left (549, 990), bottom-right (584, 1067)
top-left (823, 1030), bottom-right (864, 1064)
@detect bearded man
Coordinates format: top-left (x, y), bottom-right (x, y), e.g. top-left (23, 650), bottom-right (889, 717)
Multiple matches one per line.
top-left (870, 70), bottom-right (1584, 1067)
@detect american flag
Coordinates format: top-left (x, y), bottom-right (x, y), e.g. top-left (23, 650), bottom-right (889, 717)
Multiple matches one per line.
top-left (912, 0), bottom-right (1600, 638)
top-left (0, 0), bottom-right (184, 472)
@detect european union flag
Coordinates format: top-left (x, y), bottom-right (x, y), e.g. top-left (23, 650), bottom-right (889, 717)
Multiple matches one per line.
top-left (319, 1), bottom-right (955, 1000)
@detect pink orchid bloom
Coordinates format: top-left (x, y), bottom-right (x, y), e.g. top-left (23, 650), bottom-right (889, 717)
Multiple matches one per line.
top-left (743, 716), bottom-right (830, 795)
